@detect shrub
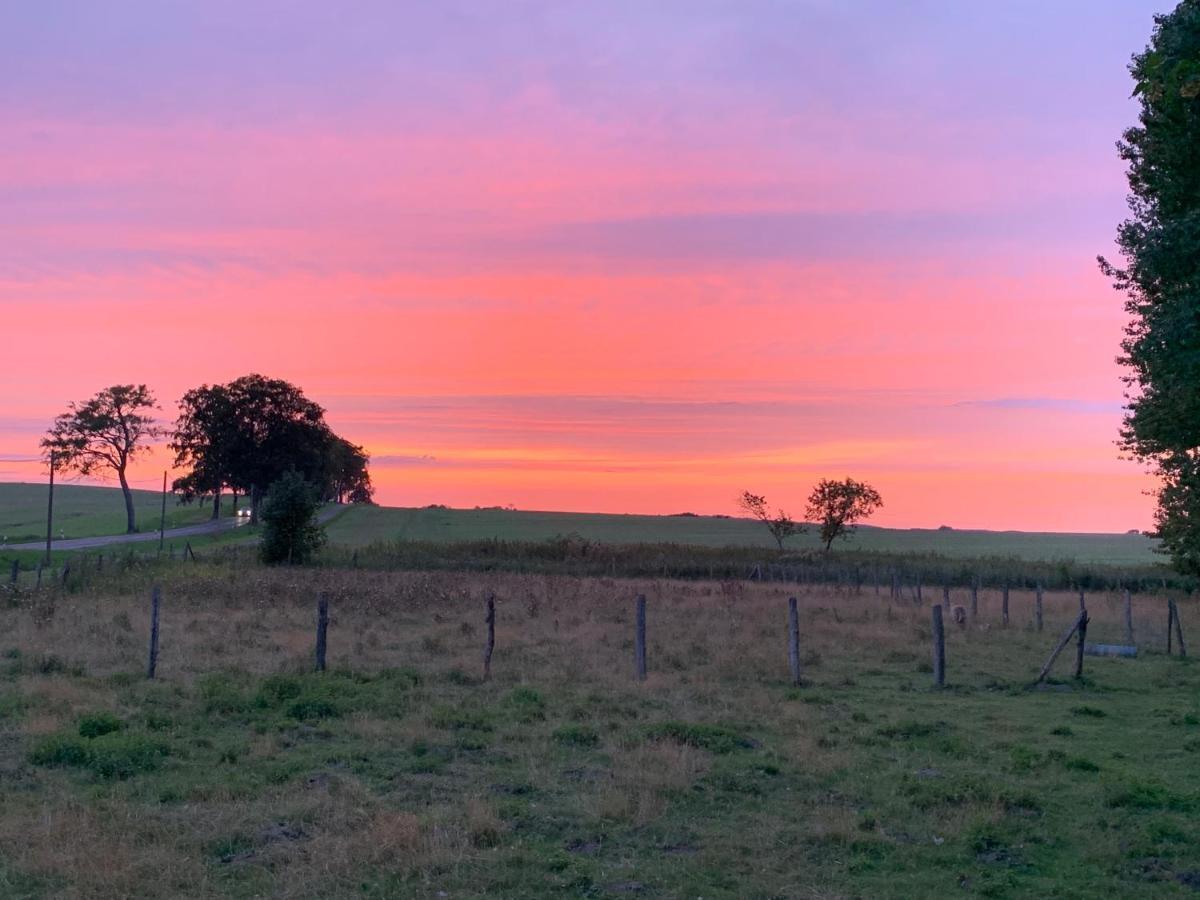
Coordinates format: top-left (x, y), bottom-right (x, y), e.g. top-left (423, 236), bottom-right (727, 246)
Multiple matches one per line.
top-left (553, 724), bottom-right (600, 748)
top-left (260, 470), bottom-right (326, 565)
top-left (87, 732), bottom-right (169, 779)
top-left (30, 734), bottom-right (93, 768)
top-left (78, 712), bottom-right (123, 739)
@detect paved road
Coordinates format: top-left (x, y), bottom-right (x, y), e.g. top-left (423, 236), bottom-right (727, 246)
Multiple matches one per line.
top-left (2, 505), bottom-right (346, 552)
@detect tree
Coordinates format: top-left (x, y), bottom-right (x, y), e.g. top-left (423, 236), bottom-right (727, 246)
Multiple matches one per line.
top-left (805, 478), bottom-right (882, 552)
top-left (171, 375), bottom-right (335, 524)
top-left (737, 491), bottom-right (803, 551)
top-left (41, 385), bottom-right (163, 534)
top-left (322, 436), bottom-right (374, 504)
top-left (259, 470), bottom-right (326, 564)
top-left (171, 382), bottom-right (239, 519)
top-left (1100, 2), bottom-right (1200, 574)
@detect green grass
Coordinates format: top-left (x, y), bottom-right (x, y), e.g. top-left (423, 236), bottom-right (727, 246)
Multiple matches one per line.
top-left (0, 483), bottom-right (1161, 565)
top-left (0, 483), bottom-right (234, 543)
top-left (325, 504), bottom-right (1160, 565)
top-left (0, 564), bottom-right (1198, 897)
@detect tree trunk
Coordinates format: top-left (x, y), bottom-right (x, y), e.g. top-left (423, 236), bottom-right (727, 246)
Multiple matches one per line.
top-left (249, 484), bottom-right (260, 525)
top-left (119, 467), bottom-right (136, 533)
top-left (211, 489), bottom-right (221, 520)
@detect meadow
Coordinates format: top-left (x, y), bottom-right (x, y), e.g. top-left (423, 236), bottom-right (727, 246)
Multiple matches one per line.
top-left (1, 561), bottom-right (1197, 899)
top-left (0, 484), bottom-right (235, 544)
top-left (326, 504), bottom-right (1159, 566)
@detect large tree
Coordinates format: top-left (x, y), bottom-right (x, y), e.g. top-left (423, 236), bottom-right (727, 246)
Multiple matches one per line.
top-left (171, 382), bottom-right (239, 518)
top-left (1101, 2), bottom-right (1200, 572)
top-left (805, 478), bottom-right (882, 552)
top-left (171, 374), bottom-right (370, 524)
top-left (41, 384), bottom-right (163, 534)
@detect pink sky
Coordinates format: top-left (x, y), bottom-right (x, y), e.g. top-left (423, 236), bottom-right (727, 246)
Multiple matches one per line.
top-left (0, 2), bottom-right (1169, 531)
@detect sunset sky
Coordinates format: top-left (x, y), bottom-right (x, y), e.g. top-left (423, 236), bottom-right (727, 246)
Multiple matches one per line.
top-left (0, 1), bottom-right (1171, 531)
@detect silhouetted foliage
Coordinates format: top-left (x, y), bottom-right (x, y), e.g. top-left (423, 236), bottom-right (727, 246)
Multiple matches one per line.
top-left (259, 470), bottom-right (326, 565)
top-left (42, 385), bottom-right (163, 534)
top-left (806, 478), bottom-right (883, 551)
top-left (1101, 2), bottom-right (1200, 573)
top-left (737, 491), bottom-right (803, 550)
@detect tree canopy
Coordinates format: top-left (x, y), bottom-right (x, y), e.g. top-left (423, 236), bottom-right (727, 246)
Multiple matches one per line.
top-left (805, 478), bottom-right (883, 552)
top-left (737, 491), bottom-right (803, 551)
top-left (171, 374), bottom-right (373, 523)
top-left (1102, 2), bottom-right (1200, 572)
top-left (259, 469), bottom-right (326, 565)
top-left (41, 384), bottom-right (163, 534)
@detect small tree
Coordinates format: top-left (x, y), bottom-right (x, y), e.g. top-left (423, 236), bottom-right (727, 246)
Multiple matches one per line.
top-left (738, 491), bottom-right (803, 551)
top-left (259, 470), bottom-right (326, 565)
top-left (41, 384), bottom-right (164, 534)
top-left (806, 478), bottom-right (883, 552)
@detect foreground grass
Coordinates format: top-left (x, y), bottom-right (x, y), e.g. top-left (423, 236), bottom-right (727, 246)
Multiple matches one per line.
top-left (0, 566), bottom-right (1197, 898)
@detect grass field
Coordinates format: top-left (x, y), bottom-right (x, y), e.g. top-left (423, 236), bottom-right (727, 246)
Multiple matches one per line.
top-left (1, 563), bottom-right (1197, 898)
top-left (0, 484), bottom-right (1160, 566)
top-left (0, 483), bottom-right (233, 544)
top-left (325, 504), bottom-right (1161, 566)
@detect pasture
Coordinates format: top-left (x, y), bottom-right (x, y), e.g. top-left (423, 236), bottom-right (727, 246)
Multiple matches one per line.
top-left (1, 562), bottom-right (1197, 898)
top-left (0, 484), bottom-right (230, 544)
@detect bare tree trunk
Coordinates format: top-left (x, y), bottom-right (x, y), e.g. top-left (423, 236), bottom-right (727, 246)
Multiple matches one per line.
top-left (118, 467), bottom-right (136, 533)
top-left (249, 484), bottom-right (260, 525)
top-left (211, 489), bottom-right (221, 520)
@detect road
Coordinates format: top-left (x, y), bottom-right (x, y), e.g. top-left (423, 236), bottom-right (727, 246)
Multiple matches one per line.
top-left (2, 505), bottom-right (347, 552)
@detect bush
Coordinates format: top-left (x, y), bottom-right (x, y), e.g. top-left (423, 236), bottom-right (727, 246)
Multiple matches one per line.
top-left (78, 712), bottom-right (123, 739)
top-left (260, 470), bottom-right (326, 565)
top-left (30, 734), bottom-right (93, 768)
top-left (644, 722), bottom-right (754, 754)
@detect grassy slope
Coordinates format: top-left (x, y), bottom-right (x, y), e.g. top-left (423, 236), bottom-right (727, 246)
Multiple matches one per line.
top-left (326, 504), bottom-right (1161, 566)
top-left (0, 483), bottom-right (232, 543)
top-left (0, 565), bottom-right (1197, 898)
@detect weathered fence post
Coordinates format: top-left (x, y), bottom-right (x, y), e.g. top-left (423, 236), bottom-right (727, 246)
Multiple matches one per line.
top-left (1078, 587), bottom-right (1086, 611)
top-left (1002, 583), bottom-right (1010, 628)
top-left (971, 578), bottom-right (979, 619)
top-left (146, 586), bottom-right (161, 679)
top-left (1123, 589), bottom-right (1134, 646)
top-left (1034, 611), bottom-right (1086, 685)
top-left (315, 594), bottom-right (329, 673)
top-left (35, 563), bottom-right (42, 590)
top-left (891, 572), bottom-right (899, 601)
top-left (60, 560), bottom-right (70, 588)
top-left (787, 597), bottom-right (801, 686)
top-left (9, 560), bottom-right (18, 586)
top-left (483, 594), bottom-right (496, 680)
top-left (1035, 583), bottom-right (1044, 632)
top-left (1074, 603), bottom-right (1089, 679)
top-left (635, 594), bottom-right (647, 682)
top-left (942, 585), bottom-right (950, 609)
top-left (931, 605), bottom-right (945, 688)
top-left (916, 574), bottom-right (923, 605)
top-left (1168, 599), bottom-right (1187, 657)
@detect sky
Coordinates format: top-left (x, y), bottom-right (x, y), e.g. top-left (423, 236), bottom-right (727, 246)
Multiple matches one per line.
top-left (0, 1), bottom-right (1174, 531)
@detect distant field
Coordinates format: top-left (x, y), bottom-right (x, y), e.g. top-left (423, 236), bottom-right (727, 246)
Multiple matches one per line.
top-left (325, 504), bottom-right (1161, 566)
top-left (0, 483), bottom-right (230, 543)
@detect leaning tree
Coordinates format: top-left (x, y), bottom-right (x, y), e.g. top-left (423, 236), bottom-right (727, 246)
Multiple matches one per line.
top-left (1101, 1), bottom-right (1200, 572)
top-left (41, 384), bottom-right (164, 533)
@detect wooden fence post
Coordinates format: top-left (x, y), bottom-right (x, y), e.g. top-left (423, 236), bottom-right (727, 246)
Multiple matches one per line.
top-left (931, 605), bottom-right (945, 688)
top-left (1074, 604), bottom-right (1089, 679)
top-left (1035, 583), bottom-right (1044, 632)
top-left (1123, 589), bottom-right (1134, 646)
top-left (146, 586), bottom-right (161, 679)
top-left (916, 575), bottom-right (923, 605)
top-left (315, 594), bottom-right (329, 673)
top-left (35, 563), bottom-right (42, 590)
top-left (1168, 599), bottom-right (1187, 657)
top-left (483, 594), bottom-right (496, 680)
top-left (971, 578), bottom-right (979, 619)
top-left (787, 597), bottom-right (801, 686)
top-left (1034, 611), bottom-right (1086, 685)
top-left (60, 561), bottom-right (70, 588)
top-left (635, 594), bottom-right (647, 682)
top-left (1002, 583), bottom-right (1010, 628)
top-left (9, 560), bottom-right (18, 586)
top-left (942, 585), bottom-right (950, 609)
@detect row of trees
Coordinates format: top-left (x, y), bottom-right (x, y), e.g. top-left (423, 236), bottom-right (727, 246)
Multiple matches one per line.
top-left (739, 478), bottom-right (883, 551)
top-left (42, 375), bottom-right (373, 534)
